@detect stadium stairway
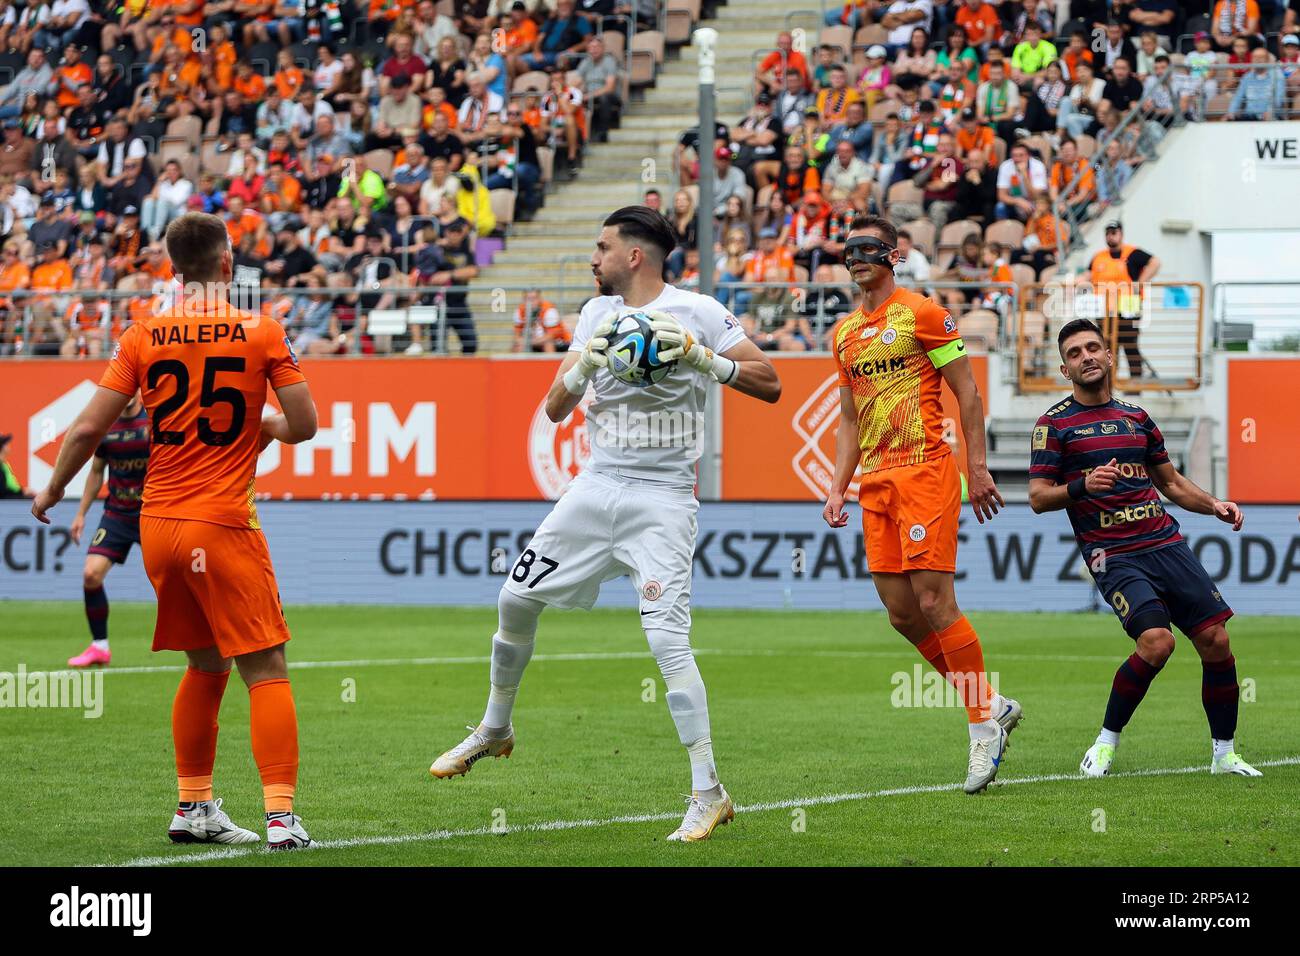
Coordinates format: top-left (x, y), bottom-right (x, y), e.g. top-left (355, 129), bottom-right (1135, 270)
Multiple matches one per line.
top-left (467, 0), bottom-right (821, 345)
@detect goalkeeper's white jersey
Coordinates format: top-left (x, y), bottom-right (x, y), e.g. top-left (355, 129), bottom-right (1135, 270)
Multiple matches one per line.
top-left (569, 283), bottom-right (747, 488)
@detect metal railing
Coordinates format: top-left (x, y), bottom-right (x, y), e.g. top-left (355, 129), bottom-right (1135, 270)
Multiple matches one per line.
top-left (1015, 279), bottom-right (1206, 393)
top-left (1211, 281), bottom-right (1300, 350)
top-left (1, 278), bottom-right (1028, 359)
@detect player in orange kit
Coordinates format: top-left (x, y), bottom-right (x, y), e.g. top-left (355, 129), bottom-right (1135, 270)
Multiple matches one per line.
top-left (31, 212), bottom-right (319, 849)
top-left (821, 216), bottom-right (1021, 794)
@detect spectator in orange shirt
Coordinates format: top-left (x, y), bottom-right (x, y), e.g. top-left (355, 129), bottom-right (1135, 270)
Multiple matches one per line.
top-left (954, 106), bottom-right (995, 159)
top-left (274, 48), bottom-right (306, 100)
top-left (233, 61), bottom-right (268, 103)
top-left (755, 31), bottom-right (810, 97)
top-left (1049, 137), bottom-right (1095, 218)
top-left (1060, 30), bottom-right (1094, 82)
top-left (955, 0), bottom-right (1002, 55)
top-left (741, 226), bottom-right (805, 349)
top-left (204, 22), bottom-right (238, 93)
top-left (513, 288), bottom-right (571, 353)
top-left (776, 144), bottom-right (820, 206)
top-left (0, 238), bottom-right (30, 344)
top-left (502, 2), bottom-right (539, 57)
top-left (974, 240), bottom-right (1015, 312)
top-left (260, 161), bottom-right (303, 214)
top-left (28, 240), bottom-right (74, 344)
top-left (55, 44), bottom-right (94, 110)
top-left (1015, 194), bottom-right (1068, 277)
top-left (422, 86), bottom-right (459, 131)
top-left (817, 66), bottom-right (861, 126)
top-left (1212, 0), bottom-right (1260, 52)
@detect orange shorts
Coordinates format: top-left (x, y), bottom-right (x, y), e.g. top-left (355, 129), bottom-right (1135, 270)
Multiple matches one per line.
top-left (859, 452), bottom-right (961, 574)
top-left (141, 515), bottom-right (291, 658)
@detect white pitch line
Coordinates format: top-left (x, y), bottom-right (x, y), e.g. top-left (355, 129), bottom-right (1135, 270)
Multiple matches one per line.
top-left (24, 646), bottom-right (1296, 679)
top-left (109, 754), bottom-right (1300, 868)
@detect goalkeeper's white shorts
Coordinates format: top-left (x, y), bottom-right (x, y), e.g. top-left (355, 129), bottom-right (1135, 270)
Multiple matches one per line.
top-left (502, 468), bottom-right (698, 633)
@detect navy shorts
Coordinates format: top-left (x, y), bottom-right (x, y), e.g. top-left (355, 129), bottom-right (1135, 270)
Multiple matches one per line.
top-left (1092, 541), bottom-right (1233, 639)
top-left (88, 513), bottom-right (140, 565)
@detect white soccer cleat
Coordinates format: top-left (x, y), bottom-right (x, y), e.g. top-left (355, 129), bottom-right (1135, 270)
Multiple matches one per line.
top-left (167, 797), bottom-right (260, 845)
top-left (994, 696), bottom-right (1023, 750)
top-left (667, 787), bottom-right (735, 842)
top-left (429, 725), bottom-right (515, 779)
top-left (1080, 741), bottom-right (1117, 777)
top-left (963, 724), bottom-right (1008, 794)
top-left (1211, 752), bottom-right (1263, 777)
top-left (266, 811), bottom-right (312, 850)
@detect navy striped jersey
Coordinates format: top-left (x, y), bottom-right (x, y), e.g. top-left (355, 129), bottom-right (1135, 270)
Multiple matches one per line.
top-left (96, 407), bottom-right (150, 520)
top-left (1029, 396), bottom-right (1181, 560)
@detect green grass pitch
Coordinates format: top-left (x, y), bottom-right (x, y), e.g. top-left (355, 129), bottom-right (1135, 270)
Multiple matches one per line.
top-left (2, 602), bottom-right (1297, 867)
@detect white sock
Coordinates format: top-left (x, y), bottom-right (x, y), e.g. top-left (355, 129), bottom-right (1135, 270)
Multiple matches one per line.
top-left (1213, 738), bottom-right (1234, 760)
top-left (480, 590), bottom-right (542, 732)
top-left (92, 638), bottom-right (109, 650)
top-left (647, 628), bottom-right (719, 791)
top-left (968, 719), bottom-right (1000, 741)
top-left (990, 692), bottom-right (1005, 715)
top-left (1098, 728), bottom-right (1121, 747)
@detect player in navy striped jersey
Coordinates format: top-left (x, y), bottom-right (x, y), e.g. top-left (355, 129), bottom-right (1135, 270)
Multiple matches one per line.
top-left (1028, 319), bottom-right (1261, 779)
top-left (66, 392), bottom-right (148, 668)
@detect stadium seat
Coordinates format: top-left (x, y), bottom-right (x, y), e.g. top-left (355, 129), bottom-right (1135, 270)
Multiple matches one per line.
top-left (289, 41), bottom-right (320, 69)
top-left (985, 219), bottom-right (1025, 249)
top-left (1010, 262), bottom-right (1036, 290)
top-left (364, 149), bottom-right (395, 180)
top-left (903, 218), bottom-right (936, 259)
top-left (819, 26), bottom-right (854, 61)
top-left (1022, 134), bottom-right (1053, 166)
top-left (246, 41), bottom-right (281, 76)
top-left (666, 0), bottom-right (701, 46)
top-left (366, 309), bottom-right (410, 337)
top-left (854, 24), bottom-right (888, 48)
top-left (489, 189), bottom-right (516, 230)
top-left (939, 219), bottom-right (982, 250)
top-left (600, 27), bottom-right (626, 63)
top-left (869, 99), bottom-right (902, 124)
top-left (200, 138), bottom-right (224, 176)
top-left (1206, 92), bottom-right (1233, 119)
top-left (886, 180), bottom-right (923, 208)
top-left (1021, 309), bottom-right (1047, 346)
top-left (159, 137), bottom-right (190, 163)
top-left (536, 146), bottom-right (554, 185)
top-left (512, 71), bottom-right (550, 94)
top-left (630, 31), bottom-right (665, 87)
top-left (165, 115), bottom-right (202, 147)
top-left (991, 137), bottom-right (1007, 165)
top-left (1074, 134), bottom-right (1098, 159)
top-left (960, 309), bottom-right (1000, 351)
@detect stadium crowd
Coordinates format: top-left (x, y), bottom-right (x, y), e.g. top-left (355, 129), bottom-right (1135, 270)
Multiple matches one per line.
top-left (664, 0), bottom-right (1300, 352)
top-left (0, 1), bottom-right (1296, 358)
top-left (0, 0), bottom-right (647, 357)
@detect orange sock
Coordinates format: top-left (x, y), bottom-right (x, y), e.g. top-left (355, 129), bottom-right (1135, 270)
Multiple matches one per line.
top-left (935, 615), bottom-right (992, 723)
top-left (915, 632), bottom-right (952, 682)
top-left (172, 667), bottom-right (230, 803)
top-left (249, 678), bottom-right (299, 813)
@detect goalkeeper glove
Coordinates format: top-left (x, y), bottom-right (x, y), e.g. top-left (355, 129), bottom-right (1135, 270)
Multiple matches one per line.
top-left (562, 316), bottom-right (615, 394)
top-left (648, 311), bottom-right (739, 385)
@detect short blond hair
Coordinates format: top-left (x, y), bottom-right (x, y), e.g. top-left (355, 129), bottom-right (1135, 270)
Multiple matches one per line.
top-left (164, 212), bottom-right (229, 283)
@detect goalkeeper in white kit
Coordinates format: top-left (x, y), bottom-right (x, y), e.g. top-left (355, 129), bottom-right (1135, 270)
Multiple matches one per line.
top-left (429, 206), bottom-right (781, 842)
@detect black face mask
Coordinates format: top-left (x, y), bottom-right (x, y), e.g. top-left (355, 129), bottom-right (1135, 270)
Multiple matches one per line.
top-left (844, 234), bottom-right (896, 269)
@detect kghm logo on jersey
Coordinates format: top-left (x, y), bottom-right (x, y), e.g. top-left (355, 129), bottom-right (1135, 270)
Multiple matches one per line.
top-left (846, 356), bottom-right (907, 380)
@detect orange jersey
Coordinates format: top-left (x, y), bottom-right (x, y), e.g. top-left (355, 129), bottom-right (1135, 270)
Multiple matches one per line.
top-left (421, 101), bottom-right (459, 131)
top-left (274, 66), bottom-right (305, 101)
top-left (31, 260), bottom-right (74, 293)
top-left (0, 260), bottom-right (30, 292)
top-left (151, 26), bottom-right (193, 58)
top-left (234, 72), bottom-right (267, 101)
top-left (56, 63), bottom-right (93, 109)
top-left (212, 41), bottom-right (238, 91)
top-left (832, 288), bottom-right (966, 474)
top-left (99, 302), bottom-right (306, 529)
